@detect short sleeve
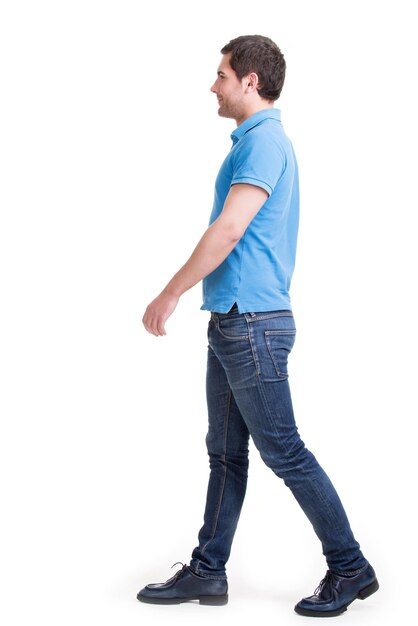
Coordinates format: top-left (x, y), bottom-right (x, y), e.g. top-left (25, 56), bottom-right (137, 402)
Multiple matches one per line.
top-left (231, 129), bottom-right (286, 196)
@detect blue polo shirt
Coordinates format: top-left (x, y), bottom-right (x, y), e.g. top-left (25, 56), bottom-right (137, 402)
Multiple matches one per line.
top-left (201, 108), bottom-right (299, 313)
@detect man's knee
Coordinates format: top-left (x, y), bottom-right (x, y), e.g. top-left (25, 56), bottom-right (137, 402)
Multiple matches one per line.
top-left (257, 437), bottom-right (312, 475)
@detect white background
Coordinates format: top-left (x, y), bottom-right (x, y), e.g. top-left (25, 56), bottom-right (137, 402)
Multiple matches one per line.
top-left (1, 1), bottom-right (417, 624)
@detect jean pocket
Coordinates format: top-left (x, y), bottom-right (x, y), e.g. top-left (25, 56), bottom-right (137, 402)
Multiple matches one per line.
top-left (264, 330), bottom-right (296, 381)
top-left (216, 316), bottom-right (249, 340)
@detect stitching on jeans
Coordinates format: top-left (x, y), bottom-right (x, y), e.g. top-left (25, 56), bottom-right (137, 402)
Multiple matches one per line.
top-left (216, 323), bottom-right (249, 341)
top-left (331, 562), bottom-right (370, 576)
top-left (265, 334), bottom-right (288, 381)
top-left (255, 375), bottom-right (286, 449)
top-left (246, 318), bottom-right (260, 376)
top-left (247, 335), bottom-right (338, 528)
top-left (250, 376), bottom-right (339, 533)
top-left (215, 317), bottom-right (248, 341)
top-left (188, 565), bottom-right (227, 580)
top-left (264, 330), bottom-right (296, 336)
top-left (199, 388), bottom-right (231, 561)
top-left (247, 312), bottom-right (293, 322)
top-left (264, 332), bottom-right (296, 381)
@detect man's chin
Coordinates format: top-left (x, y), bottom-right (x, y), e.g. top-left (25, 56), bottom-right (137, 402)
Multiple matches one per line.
top-left (217, 107), bottom-right (232, 119)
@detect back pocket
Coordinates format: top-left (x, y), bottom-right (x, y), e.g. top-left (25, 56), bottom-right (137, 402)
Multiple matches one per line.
top-left (264, 330), bottom-right (296, 381)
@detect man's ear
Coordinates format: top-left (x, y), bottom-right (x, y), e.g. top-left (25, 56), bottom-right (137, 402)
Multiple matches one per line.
top-left (244, 72), bottom-right (260, 93)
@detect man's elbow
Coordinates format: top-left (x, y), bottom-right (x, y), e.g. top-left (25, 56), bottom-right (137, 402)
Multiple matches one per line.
top-left (211, 215), bottom-right (247, 245)
top-left (220, 222), bottom-right (246, 245)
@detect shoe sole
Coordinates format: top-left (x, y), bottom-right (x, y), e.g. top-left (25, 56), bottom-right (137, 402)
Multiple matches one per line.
top-left (137, 593), bottom-right (228, 606)
top-left (294, 578), bottom-right (379, 617)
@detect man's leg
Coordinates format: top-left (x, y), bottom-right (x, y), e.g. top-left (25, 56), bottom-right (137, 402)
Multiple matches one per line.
top-left (205, 308), bottom-right (378, 615)
top-left (137, 321), bottom-right (246, 604)
top-left (210, 309), bottom-right (367, 574)
top-left (190, 339), bottom-right (250, 577)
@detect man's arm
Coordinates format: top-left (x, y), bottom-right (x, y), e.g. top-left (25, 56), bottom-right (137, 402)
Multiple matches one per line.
top-left (142, 183), bottom-right (268, 336)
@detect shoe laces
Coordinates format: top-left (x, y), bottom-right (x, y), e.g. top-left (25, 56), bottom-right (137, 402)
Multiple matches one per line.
top-left (167, 562), bottom-right (188, 583)
top-left (314, 570), bottom-right (336, 597)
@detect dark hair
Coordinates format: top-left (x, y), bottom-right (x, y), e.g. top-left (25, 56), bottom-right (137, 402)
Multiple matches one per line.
top-left (221, 35), bottom-right (286, 101)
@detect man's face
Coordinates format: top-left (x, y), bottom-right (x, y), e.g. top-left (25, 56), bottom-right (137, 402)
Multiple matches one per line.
top-left (211, 54), bottom-right (247, 122)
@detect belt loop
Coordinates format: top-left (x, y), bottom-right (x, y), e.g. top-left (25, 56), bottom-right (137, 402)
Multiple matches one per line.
top-left (245, 312), bottom-right (257, 322)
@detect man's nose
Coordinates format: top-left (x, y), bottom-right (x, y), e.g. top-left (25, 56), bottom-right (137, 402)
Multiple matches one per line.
top-left (210, 81), bottom-right (218, 93)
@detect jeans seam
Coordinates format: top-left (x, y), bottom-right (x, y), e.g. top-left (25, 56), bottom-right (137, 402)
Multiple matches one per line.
top-left (253, 378), bottom-right (336, 536)
top-left (199, 387), bottom-right (231, 560)
top-left (247, 318), bottom-right (261, 376)
top-left (246, 318), bottom-right (294, 451)
top-left (255, 376), bottom-right (286, 450)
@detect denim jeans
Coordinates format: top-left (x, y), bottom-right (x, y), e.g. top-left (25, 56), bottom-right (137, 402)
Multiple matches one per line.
top-left (190, 306), bottom-right (367, 579)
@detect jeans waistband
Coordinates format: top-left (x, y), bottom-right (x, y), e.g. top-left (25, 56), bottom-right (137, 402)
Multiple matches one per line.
top-left (211, 305), bottom-right (293, 322)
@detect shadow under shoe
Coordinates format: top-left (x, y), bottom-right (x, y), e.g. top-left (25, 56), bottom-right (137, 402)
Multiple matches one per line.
top-left (137, 563), bottom-right (228, 606)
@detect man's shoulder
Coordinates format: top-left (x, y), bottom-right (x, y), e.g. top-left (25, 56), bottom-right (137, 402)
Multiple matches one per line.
top-left (243, 117), bottom-right (287, 143)
top-left (234, 121), bottom-right (288, 160)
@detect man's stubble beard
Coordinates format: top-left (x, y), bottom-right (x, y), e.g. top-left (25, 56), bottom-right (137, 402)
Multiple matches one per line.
top-left (218, 101), bottom-right (241, 122)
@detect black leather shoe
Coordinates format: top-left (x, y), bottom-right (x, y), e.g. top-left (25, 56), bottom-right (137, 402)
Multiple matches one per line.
top-left (137, 563), bottom-right (228, 605)
top-left (294, 563), bottom-right (379, 617)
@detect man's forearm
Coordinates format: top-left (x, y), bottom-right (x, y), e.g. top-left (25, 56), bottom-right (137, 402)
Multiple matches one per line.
top-left (142, 183), bottom-right (268, 336)
top-left (162, 220), bottom-right (239, 298)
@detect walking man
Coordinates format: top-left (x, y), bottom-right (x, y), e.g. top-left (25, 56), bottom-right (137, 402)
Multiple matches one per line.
top-left (138, 35), bottom-right (378, 617)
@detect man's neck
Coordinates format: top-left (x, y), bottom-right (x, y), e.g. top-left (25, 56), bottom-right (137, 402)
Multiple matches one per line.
top-left (235, 102), bottom-right (274, 127)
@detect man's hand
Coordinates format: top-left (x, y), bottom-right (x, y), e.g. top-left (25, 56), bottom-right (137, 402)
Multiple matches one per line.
top-left (142, 290), bottom-right (179, 336)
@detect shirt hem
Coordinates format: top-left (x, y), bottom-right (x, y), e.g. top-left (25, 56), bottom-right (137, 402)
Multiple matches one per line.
top-left (230, 177), bottom-right (273, 196)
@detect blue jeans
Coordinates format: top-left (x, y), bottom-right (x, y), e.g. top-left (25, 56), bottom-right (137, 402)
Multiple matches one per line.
top-left (190, 306), bottom-right (367, 578)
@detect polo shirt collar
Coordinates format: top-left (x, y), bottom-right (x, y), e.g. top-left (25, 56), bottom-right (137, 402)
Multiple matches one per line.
top-left (231, 108), bottom-right (281, 143)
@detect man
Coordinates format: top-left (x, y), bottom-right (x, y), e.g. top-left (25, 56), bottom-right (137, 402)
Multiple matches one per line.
top-left (138, 35), bottom-right (378, 617)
